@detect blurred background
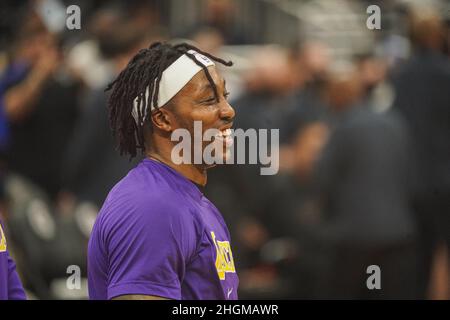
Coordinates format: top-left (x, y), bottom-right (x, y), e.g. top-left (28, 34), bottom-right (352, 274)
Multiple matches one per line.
top-left (0, 0), bottom-right (449, 299)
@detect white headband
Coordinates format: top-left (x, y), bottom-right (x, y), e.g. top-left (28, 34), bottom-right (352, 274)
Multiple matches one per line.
top-left (131, 50), bottom-right (215, 126)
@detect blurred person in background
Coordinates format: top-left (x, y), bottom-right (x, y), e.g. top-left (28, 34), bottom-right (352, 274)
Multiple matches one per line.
top-left (0, 3), bottom-right (57, 154)
top-left (249, 120), bottom-right (329, 298)
top-left (285, 41), bottom-right (330, 137)
top-left (65, 6), bottom-right (123, 91)
top-left (392, 8), bottom-right (450, 299)
top-left (354, 53), bottom-right (392, 113)
top-left (0, 3), bottom-right (80, 200)
top-left (183, 0), bottom-right (251, 45)
top-left (312, 66), bottom-right (419, 299)
top-left (62, 13), bottom-right (160, 208)
top-left (0, 1), bottom-right (84, 299)
top-left (233, 47), bottom-right (300, 143)
top-left (66, 0), bottom-right (164, 91)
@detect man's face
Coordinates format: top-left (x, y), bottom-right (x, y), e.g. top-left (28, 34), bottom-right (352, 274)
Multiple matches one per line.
top-left (165, 65), bottom-right (235, 167)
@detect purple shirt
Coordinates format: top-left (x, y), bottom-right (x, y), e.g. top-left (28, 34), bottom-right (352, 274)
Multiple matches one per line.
top-left (88, 158), bottom-right (239, 300)
top-left (0, 221), bottom-right (26, 300)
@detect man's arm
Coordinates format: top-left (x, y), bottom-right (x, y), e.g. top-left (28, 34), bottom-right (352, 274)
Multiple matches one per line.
top-left (4, 48), bottom-right (58, 122)
top-left (98, 201), bottom-right (189, 300)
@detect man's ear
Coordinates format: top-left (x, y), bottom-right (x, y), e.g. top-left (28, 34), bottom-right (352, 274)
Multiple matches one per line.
top-left (151, 109), bottom-right (173, 132)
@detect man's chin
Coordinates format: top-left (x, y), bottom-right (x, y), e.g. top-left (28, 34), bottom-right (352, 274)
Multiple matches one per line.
top-left (202, 152), bottom-right (231, 169)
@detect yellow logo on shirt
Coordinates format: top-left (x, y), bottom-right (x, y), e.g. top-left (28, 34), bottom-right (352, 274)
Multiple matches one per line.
top-left (0, 224), bottom-right (7, 252)
top-left (211, 231), bottom-right (236, 280)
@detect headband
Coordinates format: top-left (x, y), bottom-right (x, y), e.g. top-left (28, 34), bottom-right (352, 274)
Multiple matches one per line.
top-left (131, 50), bottom-right (215, 126)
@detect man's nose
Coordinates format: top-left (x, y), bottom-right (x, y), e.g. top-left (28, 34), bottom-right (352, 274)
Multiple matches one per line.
top-left (219, 100), bottom-right (235, 123)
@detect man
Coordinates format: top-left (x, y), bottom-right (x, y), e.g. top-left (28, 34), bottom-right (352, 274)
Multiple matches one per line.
top-left (1, 5), bottom-right (79, 199)
top-left (88, 42), bottom-right (239, 300)
top-left (392, 10), bottom-right (450, 299)
top-left (314, 70), bottom-right (418, 299)
top-left (0, 220), bottom-right (26, 300)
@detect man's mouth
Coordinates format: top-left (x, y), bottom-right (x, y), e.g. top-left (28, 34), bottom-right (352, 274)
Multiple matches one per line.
top-left (215, 128), bottom-right (234, 148)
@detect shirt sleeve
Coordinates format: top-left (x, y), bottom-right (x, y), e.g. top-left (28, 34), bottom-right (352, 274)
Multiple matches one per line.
top-left (7, 252), bottom-right (26, 300)
top-left (104, 197), bottom-right (197, 300)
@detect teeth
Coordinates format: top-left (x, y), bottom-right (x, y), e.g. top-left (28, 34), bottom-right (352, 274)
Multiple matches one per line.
top-left (213, 129), bottom-right (234, 148)
top-left (216, 129), bottom-right (232, 138)
top-left (222, 129), bottom-right (232, 137)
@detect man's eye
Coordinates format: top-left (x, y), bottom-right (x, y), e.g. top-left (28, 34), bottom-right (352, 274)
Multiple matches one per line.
top-left (202, 97), bottom-right (216, 104)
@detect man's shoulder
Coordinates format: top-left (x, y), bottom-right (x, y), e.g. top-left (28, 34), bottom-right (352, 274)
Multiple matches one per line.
top-left (96, 165), bottom-right (192, 228)
top-left (108, 160), bottom-right (181, 198)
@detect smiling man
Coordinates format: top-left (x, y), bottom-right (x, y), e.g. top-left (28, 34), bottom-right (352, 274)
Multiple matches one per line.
top-left (87, 42), bottom-right (238, 300)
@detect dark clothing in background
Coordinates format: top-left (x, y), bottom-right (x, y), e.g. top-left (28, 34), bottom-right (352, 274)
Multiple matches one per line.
top-left (234, 89), bottom-right (325, 144)
top-left (234, 91), bottom-right (299, 143)
top-left (315, 106), bottom-right (416, 244)
top-left (227, 89), bottom-right (325, 225)
top-left (63, 89), bottom-right (138, 207)
top-left (0, 62), bottom-right (29, 201)
top-left (221, 91), bottom-right (303, 229)
top-left (392, 50), bottom-right (450, 243)
top-left (320, 241), bottom-right (419, 299)
top-left (259, 173), bottom-right (326, 299)
top-left (393, 51), bottom-right (450, 200)
top-left (314, 106), bottom-right (419, 298)
top-left (0, 63), bottom-right (29, 151)
top-left (7, 77), bottom-right (79, 199)
top-left (392, 50), bottom-right (450, 297)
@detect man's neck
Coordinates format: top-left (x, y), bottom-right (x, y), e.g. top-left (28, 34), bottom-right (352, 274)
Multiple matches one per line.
top-left (146, 152), bottom-right (207, 186)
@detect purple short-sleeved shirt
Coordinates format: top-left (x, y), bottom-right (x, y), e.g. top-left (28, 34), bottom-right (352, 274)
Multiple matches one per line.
top-left (88, 158), bottom-right (239, 300)
top-left (0, 221), bottom-right (26, 300)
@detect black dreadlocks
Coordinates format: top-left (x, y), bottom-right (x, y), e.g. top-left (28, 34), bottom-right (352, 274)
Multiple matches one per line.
top-left (106, 42), bottom-right (233, 158)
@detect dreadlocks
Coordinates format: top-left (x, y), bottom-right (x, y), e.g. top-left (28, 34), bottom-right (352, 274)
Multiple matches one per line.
top-left (106, 42), bottom-right (233, 158)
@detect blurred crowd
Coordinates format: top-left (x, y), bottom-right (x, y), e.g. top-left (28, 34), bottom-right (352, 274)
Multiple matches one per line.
top-left (0, 0), bottom-right (449, 299)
